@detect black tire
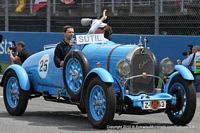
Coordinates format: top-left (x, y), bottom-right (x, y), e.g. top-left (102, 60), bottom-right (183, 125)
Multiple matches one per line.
top-left (77, 105), bottom-right (86, 114)
top-left (86, 77), bottom-right (116, 129)
top-left (167, 74), bottom-right (196, 126)
top-left (63, 51), bottom-right (90, 100)
top-left (3, 70), bottom-right (29, 116)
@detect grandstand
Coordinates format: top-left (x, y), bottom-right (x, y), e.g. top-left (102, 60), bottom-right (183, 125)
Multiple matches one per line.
top-left (0, 0), bottom-right (200, 35)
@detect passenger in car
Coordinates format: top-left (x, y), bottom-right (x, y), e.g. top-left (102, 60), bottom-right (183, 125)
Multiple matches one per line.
top-left (54, 25), bottom-right (74, 68)
top-left (88, 9), bottom-right (113, 40)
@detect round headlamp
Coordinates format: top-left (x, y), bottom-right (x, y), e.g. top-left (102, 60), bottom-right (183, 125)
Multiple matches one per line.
top-left (160, 57), bottom-right (174, 75)
top-left (116, 59), bottom-right (130, 76)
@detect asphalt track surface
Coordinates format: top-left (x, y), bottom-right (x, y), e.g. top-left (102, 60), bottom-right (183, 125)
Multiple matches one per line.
top-left (0, 76), bottom-right (200, 133)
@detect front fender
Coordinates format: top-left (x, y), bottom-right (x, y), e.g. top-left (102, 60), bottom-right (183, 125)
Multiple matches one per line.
top-left (1, 64), bottom-right (30, 91)
top-left (175, 65), bottom-right (194, 80)
top-left (164, 65), bottom-right (194, 92)
top-left (80, 67), bottom-right (114, 106)
top-left (86, 68), bottom-right (114, 83)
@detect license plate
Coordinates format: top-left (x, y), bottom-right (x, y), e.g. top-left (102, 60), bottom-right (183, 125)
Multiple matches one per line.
top-left (142, 100), bottom-right (166, 110)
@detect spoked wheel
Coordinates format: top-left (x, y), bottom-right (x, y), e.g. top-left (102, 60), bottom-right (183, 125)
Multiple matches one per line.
top-left (86, 77), bottom-right (116, 129)
top-left (3, 70), bottom-right (29, 116)
top-left (167, 75), bottom-right (196, 126)
top-left (63, 51), bottom-right (90, 100)
top-left (66, 58), bottom-right (83, 94)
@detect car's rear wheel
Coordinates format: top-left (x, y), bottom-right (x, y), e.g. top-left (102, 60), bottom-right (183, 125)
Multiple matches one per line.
top-left (3, 70), bottom-right (29, 116)
top-left (63, 51), bottom-right (90, 100)
top-left (167, 75), bottom-right (196, 125)
top-left (86, 77), bottom-right (116, 129)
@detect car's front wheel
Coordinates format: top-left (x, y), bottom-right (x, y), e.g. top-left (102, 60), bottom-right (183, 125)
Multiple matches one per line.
top-left (3, 70), bottom-right (29, 116)
top-left (167, 75), bottom-right (196, 126)
top-left (86, 77), bottom-right (116, 129)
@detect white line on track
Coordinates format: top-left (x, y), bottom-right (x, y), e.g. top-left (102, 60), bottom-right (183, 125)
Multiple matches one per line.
top-left (0, 96), bottom-right (3, 98)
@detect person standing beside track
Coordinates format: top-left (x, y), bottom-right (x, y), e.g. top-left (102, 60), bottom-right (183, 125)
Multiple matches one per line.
top-left (182, 45), bottom-right (200, 92)
top-left (9, 41), bottom-right (30, 65)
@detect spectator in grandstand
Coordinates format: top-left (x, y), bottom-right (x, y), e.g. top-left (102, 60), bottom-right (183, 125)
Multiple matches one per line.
top-left (54, 25), bottom-right (74, 68)
top-left (182, 45), bottom-right (200, 92)
top-left (88, 9), bottom-right (113, 40)
top-left (9, 41), bottom-right (30, 65)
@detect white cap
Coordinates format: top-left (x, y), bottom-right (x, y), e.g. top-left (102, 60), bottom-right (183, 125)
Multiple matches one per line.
top-left (92, 19), bottom-right (107, 28)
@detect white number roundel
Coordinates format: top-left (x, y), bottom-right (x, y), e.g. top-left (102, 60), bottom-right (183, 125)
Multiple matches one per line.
top-left (38, 54), bottom-right (49, 79)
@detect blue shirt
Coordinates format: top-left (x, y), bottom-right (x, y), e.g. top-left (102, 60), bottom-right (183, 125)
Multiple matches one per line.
top-left (182, 51), bottom-right (200, 71)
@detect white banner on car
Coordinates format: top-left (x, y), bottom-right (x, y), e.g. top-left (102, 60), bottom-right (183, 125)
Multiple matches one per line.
top-left (76, 34), bottom-right (105, 45)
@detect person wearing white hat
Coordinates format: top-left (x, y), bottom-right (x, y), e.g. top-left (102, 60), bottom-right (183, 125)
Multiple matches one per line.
top-left (88, 10), bottom-right (113, 40)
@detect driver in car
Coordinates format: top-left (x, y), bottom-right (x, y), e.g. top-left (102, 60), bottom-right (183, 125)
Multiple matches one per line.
top-left (54, 25), bottom-right (74, 68)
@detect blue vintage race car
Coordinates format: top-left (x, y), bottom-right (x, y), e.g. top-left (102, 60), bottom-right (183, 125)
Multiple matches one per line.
top-left (0, 34), bottom-right (196, 129)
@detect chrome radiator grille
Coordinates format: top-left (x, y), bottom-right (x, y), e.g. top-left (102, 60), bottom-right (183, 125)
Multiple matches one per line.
top-left (128, 48), bottom-right (156, 94)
